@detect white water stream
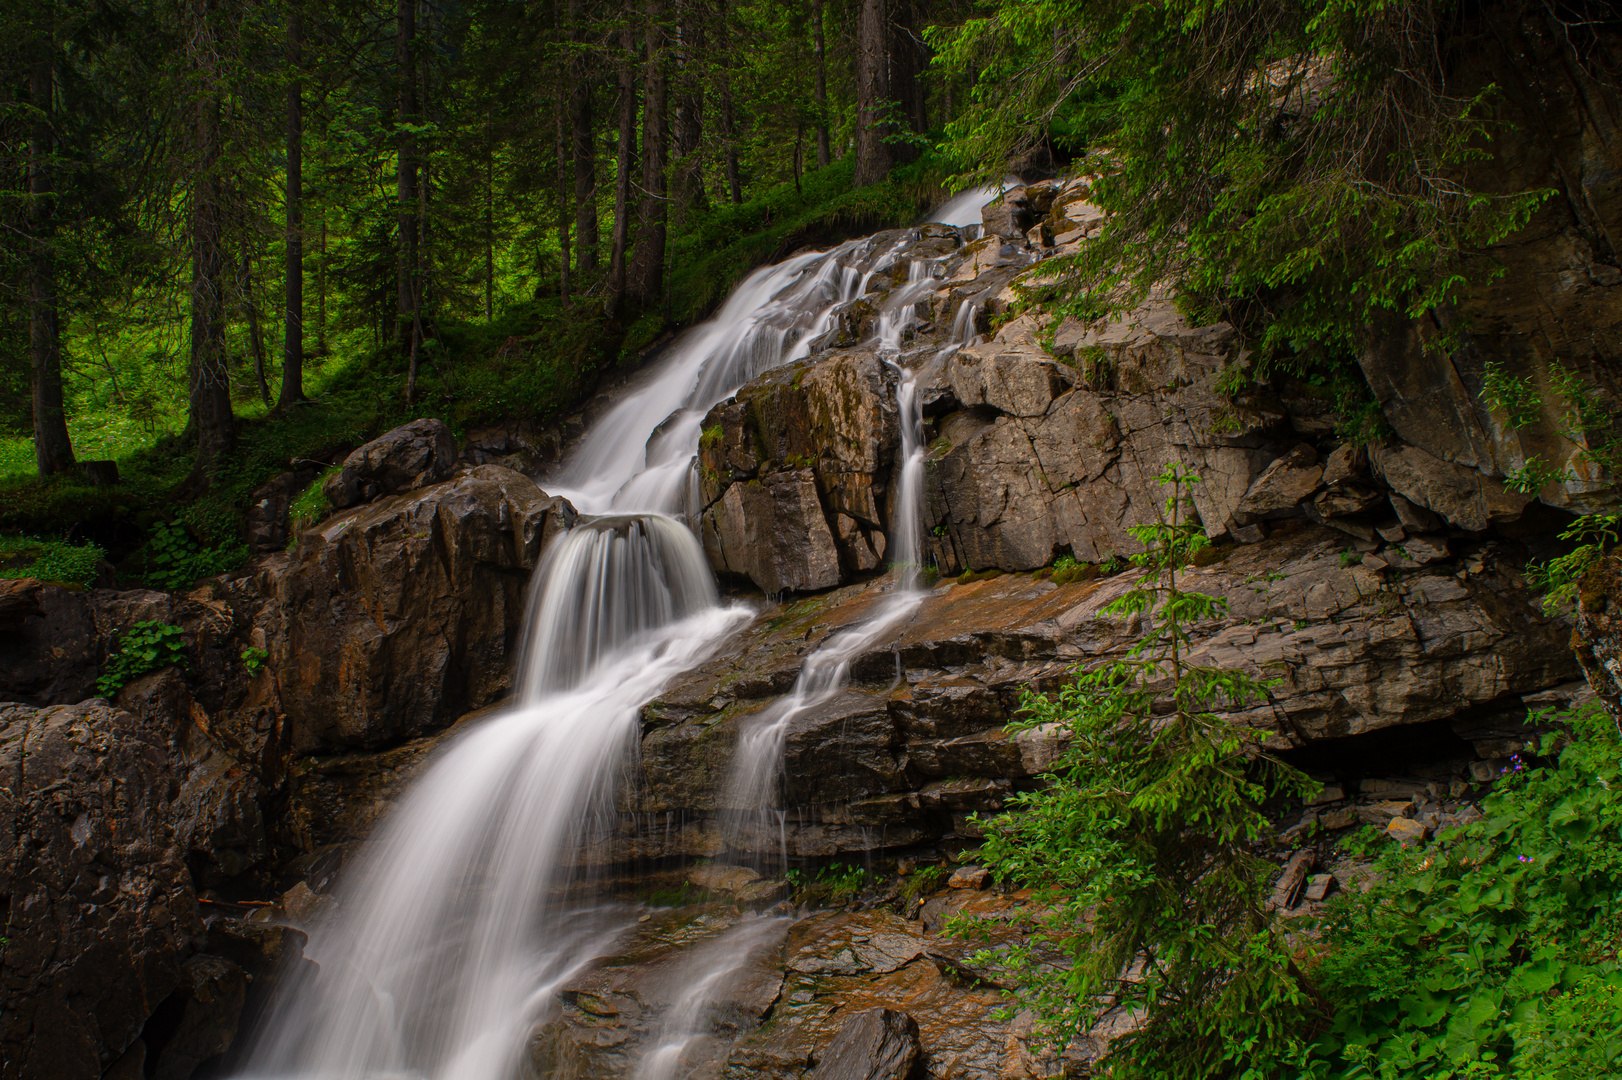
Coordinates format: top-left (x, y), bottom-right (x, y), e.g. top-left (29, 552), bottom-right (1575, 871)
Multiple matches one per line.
top-left (236, 191), bottom-right (997, 1080)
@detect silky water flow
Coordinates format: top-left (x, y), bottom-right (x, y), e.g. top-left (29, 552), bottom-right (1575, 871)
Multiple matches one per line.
top-left (234, 196), bottom-right (994, 1080)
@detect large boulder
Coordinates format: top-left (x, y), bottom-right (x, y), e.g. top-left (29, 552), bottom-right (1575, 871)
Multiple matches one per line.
top-left (0, 700), bottom-right (203, 1080)
top-left (117, 670), bottom-right (274, 886)
top-left (700, 351), bottom-right (899, 589)
top-left (921, 299), bottom-right (1275, 571)
top-left (265, 464), bottom-right (575, 751)
top-left (323, 418), bottom-right (457, 509)
top-left (1370, 442), bottom-right (1532, 532)
top-left (703, 470), bottom-right (843, 595)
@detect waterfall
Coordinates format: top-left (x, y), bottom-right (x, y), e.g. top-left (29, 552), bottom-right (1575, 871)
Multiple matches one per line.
top-left (632, 916), bottom-right (792, 1080)
top-left (719, 297), bottom-right (934, 863)
top-left (234, 187), bottom-right (998, 1080)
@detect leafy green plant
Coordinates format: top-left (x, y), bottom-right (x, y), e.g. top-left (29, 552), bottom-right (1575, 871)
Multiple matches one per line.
top-left (816, 862), bottom-right (873, 902)
top-left (241, 646), bottom-right (269, 675)
top-left (1311, 705), bottom-right (1622, 1078)
top-left (136, 520), bottom-right (248, 592)
top-left (96, 621), bottom-right (187, 698)
top-left (931, 1), bottom-right (1550, 387)
top-left (899, 864), bottom-right (947, 905)
top-left (964, 465), bottom-right (1319, 1078)
top-left (287, 468), bottom-right (339, 540)
top-left (0, 536), bottom-right (105, 587)
top-left (1527, 512), bottom-right (1622, 614)
top-left (1481, 361), bottom-right (1543, 429)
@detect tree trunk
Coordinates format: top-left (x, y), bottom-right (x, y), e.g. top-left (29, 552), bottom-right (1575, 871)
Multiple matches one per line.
top-left (813, 0), bottom-right (831, 169)
top-left (568, 0), bottom-right (598, 274)
top-left (317, 213), bottom-right (328, 355)
top-left (279, 2), bottom-right (305, 407)
top-left (396, 0), bottom-right (418, 360)
top-left (556, 97), bottom-right (572, 309)
top-left (854, 0), bottom-right (892, 188)
top-left (715, 0), bottom-right (742, 203)
top-left (484, 145), bottom-right (494, 321)
top-left (186, 0), bottom-right (234, 480)
top-left (608, 22), bottom-right (638, 317)
top-left (672, 0), bottom-right (705, 227)
top-left (27, 57), bottom-right (75, 477)
top-left (892, 0), bottom-right (925, 144)
top-left (628, 0), bottom-right (667, 306)
top-left (241, 251), bottom-right (272, 409)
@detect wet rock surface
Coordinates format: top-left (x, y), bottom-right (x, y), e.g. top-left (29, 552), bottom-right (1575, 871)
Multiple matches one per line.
top-left (516, 886), bottom-right (1047, 1080)
top-left (609, 522), bottom-right (1576, 865)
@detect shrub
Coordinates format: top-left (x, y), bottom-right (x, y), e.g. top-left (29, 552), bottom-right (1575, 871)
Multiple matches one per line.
top-left (97, 621), bottom-right (187, 698)
top-left (1310, 705), bottom-right (1622, 1078)
top-left (963, 465), bottom-right (1319, 1079)
top-left (134, 520), bottom-right (248, 591)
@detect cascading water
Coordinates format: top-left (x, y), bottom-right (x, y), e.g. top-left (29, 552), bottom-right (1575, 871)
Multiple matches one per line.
top-left (719, 260), bottom-right (940, 863)
top-left (235, 190), bottom-right (1000, 1080)
top-left (633, 916), bottom-right (792, 1080)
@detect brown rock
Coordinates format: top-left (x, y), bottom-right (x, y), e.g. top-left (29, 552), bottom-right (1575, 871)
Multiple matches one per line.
top-left (324, 418), bottom-right (457, 509)
top-left (270, 465), bottom-right (575, 751)
top-left (1372, 442), bottom-right (1532, 533)
top-left (1235, 445), bottom-right (1324, 520)
top-left (703, 470), bottom-right (843, 594)
top-left (148, 955), bottom-right (247, 1080)
top-left (1386, 818), bottom-right (1429, 843)
top-left (948, 865), bottom-right (992, 890)
top-left (0, 700), bottom-right (202, 1078)
top-left (246, 469), bottom-right (317, 552)
top-left (1270, 850), bottom-right (1314, 909)
top-left (807, 1007), bottom-right (922, 1080)
top-left (0, 578), bottom-right (44, 630)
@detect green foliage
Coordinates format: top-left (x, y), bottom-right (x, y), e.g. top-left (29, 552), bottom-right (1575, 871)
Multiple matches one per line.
top-left (899, 864), bottom-right (947, 905)
top-left (133, 521), bottom-right (248, 592)
top-left (1527, 512), bottom-right (1622, 614)
top-left (931, 0), bottom-right (1550, 409)
top-left (664, 154), bottom-right (950, 326)
top-left (288, 468), bottom-right (339, 539)
top-left (965, 466), bottom-right (1318, 1078)
top-left (0, 536), bottom-right (105, 587)
top-left (1310, 707), bottom-right (1622, 1078)
top-left (96, 621), bottom-right (187, 698)
top-left (787, 861), bottom-right (875, 905)
top-left (240, 646), bottom-right (268, 675)
top-left (1481, 362), bottom-right (1543, 430)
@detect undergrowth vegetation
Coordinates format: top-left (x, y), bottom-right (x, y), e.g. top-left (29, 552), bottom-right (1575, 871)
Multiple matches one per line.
top-left (0, 153), bottom-right (939, 573)
top-left (0, 535), bottom-right (105, 587)
top-left (1310, 706), bottom-right (1622, 1078)
top-left (964, 467), bottom-right (1319, 1078)
top-left (95, 620), bottom-right (187, 698)
top-left (963, 469), bottom-right (1622, 1077)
